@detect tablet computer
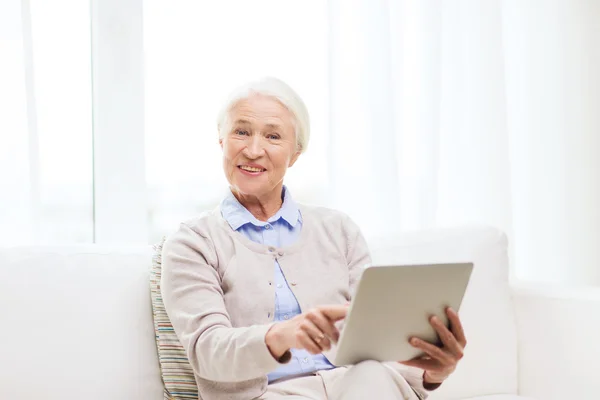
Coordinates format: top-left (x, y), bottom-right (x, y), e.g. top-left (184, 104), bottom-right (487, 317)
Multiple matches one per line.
top-left (333, 262), bottom-right (473, 366)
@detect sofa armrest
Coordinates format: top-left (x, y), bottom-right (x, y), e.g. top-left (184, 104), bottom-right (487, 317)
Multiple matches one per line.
top-left (511, 282), bottom-right (600, 400)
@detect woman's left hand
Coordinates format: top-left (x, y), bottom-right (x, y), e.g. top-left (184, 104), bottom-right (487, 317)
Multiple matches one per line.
top-left (399, 307), bottom-right (467, 385)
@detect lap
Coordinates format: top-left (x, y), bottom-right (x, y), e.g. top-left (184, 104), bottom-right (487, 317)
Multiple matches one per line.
top-left (260, 363), bottom-right (419, 400)
top-left (326, 362), bottom-right (419, 400)
top-left (260, 373), bottom-right (326, 400)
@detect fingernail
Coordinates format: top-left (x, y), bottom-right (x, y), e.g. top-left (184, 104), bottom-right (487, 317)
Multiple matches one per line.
top-left (410, 338), bottom-right (418, 345)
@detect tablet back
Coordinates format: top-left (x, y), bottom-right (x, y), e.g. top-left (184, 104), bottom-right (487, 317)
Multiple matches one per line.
top-left (334, 262), bottom-right (473, 366)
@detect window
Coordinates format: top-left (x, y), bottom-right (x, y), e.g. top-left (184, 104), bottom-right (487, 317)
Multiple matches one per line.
top-left (0, 0), bottom-right (93, 245)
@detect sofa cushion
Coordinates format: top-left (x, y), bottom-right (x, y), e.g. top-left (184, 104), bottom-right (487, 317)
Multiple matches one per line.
top-left (150, 239), bottom-right (199, 399)
top-left (0, 245), bottom-right (164, 400)
top-left (368, 226), bottom-right (518, 400)
top-left (463, 396), bottom-right (535, 400)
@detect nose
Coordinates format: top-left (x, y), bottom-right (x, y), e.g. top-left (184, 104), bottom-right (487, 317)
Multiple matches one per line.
top-left (243, 135), bottom-right (265, 159)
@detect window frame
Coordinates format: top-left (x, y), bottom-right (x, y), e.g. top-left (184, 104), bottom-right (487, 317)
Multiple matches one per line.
top-left (91, 0), bottom-right (148, 244)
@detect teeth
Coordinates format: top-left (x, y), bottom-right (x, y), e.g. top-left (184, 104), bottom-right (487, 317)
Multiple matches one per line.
top-left (240, 166), bottom-right (263, 172)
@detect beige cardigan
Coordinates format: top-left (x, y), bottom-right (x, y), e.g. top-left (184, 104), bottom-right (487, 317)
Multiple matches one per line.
top-left (161, 204), bottom-right (428, 400)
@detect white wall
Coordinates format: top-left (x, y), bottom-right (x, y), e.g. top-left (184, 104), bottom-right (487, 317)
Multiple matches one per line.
top-left (503, 0), bottom-right (600, 285)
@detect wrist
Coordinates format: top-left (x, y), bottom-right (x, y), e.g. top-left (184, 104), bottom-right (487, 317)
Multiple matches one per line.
top-left (265, 323), bottom-right (291, 360)
top-left (423, 370), bottom-right (445, 383)
top-left (422, 371), bottom-right (445, 390)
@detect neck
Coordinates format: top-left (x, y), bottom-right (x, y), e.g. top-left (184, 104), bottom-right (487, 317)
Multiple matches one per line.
top-left (232, 186), bottom-right (284, 222)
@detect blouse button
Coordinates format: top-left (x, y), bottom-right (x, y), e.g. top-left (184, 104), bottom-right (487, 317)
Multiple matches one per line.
top-left (268, 247), bottom-right (276, 253)
top-left (278, 251), bottom-right (284, 256)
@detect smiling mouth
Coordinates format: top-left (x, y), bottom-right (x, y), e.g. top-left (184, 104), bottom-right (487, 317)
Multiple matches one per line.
top-left (238, 165), bottom-right (266, 173)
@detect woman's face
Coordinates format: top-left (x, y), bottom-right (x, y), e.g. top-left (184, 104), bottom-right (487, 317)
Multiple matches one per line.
top-left (220, 94), bottom-right (300, 200)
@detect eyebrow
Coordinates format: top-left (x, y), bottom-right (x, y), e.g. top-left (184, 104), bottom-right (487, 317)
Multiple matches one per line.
top-left (233, 119), bottom-right (282, 129)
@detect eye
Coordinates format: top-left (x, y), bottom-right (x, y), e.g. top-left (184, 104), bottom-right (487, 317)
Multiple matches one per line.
top-left (267, 133), bottom-right (280, 140)
top-left (235, 129), bottom-right (249, 136)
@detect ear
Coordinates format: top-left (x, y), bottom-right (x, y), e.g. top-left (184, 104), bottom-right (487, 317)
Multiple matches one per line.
top-left (288, 151), bottom-right (301, 167)
top-left (219, 137), bottom-right (224, 149)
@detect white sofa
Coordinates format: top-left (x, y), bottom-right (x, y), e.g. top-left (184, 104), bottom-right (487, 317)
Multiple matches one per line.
top-left (1, 226), bottom-right (598, 400)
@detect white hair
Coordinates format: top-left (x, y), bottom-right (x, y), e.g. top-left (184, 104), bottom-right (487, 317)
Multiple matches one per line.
top-left (217, 77), bottom-right (311, 153)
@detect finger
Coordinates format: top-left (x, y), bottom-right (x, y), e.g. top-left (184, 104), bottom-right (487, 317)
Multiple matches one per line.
top-left (306, 310), bottom-right (340, 342)
top-left (300, 319), bottom-right (332, 351)
top-left (296, 330), bottom-right (322, 354)
top-left (409, 337), bottom-right (451, 364)
top-left (318, 305), bottom-right (349, 322)
top-left (430, 315), bottom-right (464, 359)
top-left (447, 308), bottom-right (467, 348)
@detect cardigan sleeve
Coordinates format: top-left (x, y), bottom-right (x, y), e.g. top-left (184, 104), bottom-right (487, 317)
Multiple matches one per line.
top-left (342, 214), bottom-right (372, 297)
top-left (160, 222), bottom-right (286, 383)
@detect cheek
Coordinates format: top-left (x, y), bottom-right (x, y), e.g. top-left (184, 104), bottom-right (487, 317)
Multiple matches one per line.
top-left (222, 141), bottom-right (239, 162)
top-left (269, 151), bottom-right (287, 167)
top-left (221, 144), bottom-right (237, 176)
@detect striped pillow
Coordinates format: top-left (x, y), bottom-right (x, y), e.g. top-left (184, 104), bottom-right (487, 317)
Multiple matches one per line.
top-left (150, 238), bottom-right (199, 399)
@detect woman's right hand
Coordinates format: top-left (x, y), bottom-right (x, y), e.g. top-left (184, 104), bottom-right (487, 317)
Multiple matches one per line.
top-left (265, 305), bottom-right (349, 359)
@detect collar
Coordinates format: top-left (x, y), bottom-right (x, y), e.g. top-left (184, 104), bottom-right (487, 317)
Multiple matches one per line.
top-left (220, 185), bottom-right (301, 231)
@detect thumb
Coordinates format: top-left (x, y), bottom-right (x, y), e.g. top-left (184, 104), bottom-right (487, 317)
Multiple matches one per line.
top-left (319, 304), bottom-right (349, 321)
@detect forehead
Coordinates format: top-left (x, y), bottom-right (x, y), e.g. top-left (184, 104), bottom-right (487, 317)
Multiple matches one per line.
top-left (229, 94), bottom-right (294, 129)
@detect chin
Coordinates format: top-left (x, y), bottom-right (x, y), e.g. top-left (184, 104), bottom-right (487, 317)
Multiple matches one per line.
top-left (231, 179), bottom-right (268, 197)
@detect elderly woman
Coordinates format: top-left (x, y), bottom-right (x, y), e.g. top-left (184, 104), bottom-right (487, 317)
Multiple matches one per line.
top-left (161, 77), bottom-right (467, 400)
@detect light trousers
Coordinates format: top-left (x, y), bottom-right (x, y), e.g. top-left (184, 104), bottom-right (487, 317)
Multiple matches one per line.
top-left (260, 361), bottom-right (422, 400)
